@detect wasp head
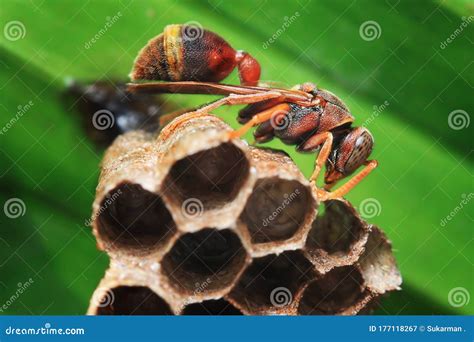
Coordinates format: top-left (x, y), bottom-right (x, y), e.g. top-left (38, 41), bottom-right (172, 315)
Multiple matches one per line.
top-left (325, 127), bottom-right (374, 187)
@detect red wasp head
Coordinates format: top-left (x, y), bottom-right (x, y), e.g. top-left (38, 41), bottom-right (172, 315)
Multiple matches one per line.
top-left (324, 127), bottom-right (374, 186)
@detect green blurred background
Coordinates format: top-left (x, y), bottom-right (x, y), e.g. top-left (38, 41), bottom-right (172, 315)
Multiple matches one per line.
top-left (0, 0), bottom-right (472, 315)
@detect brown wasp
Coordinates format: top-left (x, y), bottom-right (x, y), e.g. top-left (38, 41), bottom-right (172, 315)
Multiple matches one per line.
top-left (128, 24), bottom-right (378, 201)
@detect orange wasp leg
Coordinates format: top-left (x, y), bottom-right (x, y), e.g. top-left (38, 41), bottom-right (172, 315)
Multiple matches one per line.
top-left (160, 91), bottom-right (283, 140)
top-left (194, 91), bottom-right (283, 114)
top-left (316, 160), bottom-right (378, 201)
top-left (228, 103), bottom-right (290, 139)
top-left (158, 108), bottom-right (194, 127)
top-left (308, 132), bottom-right (334, 182)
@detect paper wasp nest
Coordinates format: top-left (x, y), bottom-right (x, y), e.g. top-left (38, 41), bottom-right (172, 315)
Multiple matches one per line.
top-left (88, 113), bottom-right (401, 315)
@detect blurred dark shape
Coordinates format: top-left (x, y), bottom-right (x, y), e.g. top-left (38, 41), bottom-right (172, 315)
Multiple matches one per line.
top-left (65, 80), bottom-right (172, 147)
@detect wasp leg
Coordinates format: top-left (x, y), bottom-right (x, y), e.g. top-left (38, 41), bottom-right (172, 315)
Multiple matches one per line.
top-left (238, 98), bottom-right (285, 124)
top-left (306, 132), bottom-right (334, 182)
top-left (195, 91), bottom-right (283, 114)
top-left (158, 108), bottom-right (194, 127)
top-left (228, 103), bottom-right (291, 139)
top-left (316, 160), bottom-right (378, 201)
top-left (160, 92), bottom-right (284, 140)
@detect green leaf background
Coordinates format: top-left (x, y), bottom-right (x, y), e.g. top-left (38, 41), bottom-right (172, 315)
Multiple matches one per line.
top-left (0, 0), bottom-right (472, 315)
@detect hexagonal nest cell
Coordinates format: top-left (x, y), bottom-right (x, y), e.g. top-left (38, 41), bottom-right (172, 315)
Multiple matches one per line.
top-left (95, 286), bottom-right (173, 315)
top-left (304, 200), bottom-right (369, 273)
top-left (241, 177), bottom-right (313, 244)
top-left (161, 228), bottom-right (248, 296)
top-left (88, 114), bottom-right (401, 315)
top-left (229, 251), bottom-right (316, 314)
top-left (308, 200), bottom-right (365, 253)
top-left (96, 182), bottom-right (177, 254)
top-left (162, 143), bottom-right (250, 210)
top-left (298, 266), bottom-right (367, 315)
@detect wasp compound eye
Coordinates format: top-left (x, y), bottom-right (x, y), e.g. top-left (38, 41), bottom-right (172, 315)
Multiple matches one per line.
top-left (325, 127), bottom-right (374, 184)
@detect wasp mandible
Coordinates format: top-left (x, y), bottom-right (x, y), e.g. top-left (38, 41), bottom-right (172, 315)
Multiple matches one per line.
top-left (128, 24), bottom-right (378, 201)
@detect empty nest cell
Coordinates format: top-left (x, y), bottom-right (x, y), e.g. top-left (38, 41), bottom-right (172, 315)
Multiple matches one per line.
top-left (358, 227), bottom-right (402, 294)
top-left (95, 286), bottom-right (173, 315)
top-left (304, 200), bottom-right (368, 272)
top-left (240, 177), bottom-right (313, 244)
top-left (96, 183), bottom-right (177, 254)
top-left (162, 143), bottom-right (250, 210)
top-left (298, 266), bottom-right (366, 315)
top-left (229, 251), bottom-right (316, 314)
top-left (308, 200), bottom-right (365, 253)
top-left (182, 299), bottom-right (243, 315)
top-left (161, 228), bottom-right (248, 296)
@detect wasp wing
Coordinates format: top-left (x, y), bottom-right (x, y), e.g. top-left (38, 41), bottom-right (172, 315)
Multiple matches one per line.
top-left (126, 81), bottom-right (274, 96)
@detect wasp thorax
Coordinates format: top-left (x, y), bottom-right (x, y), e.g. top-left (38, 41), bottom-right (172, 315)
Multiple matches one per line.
top-left (130, 24), bottom-right (238, 83)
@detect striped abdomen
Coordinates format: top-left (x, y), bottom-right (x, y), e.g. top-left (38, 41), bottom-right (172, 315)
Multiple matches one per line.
top-left (131, 24), bottom-right (238, 82)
